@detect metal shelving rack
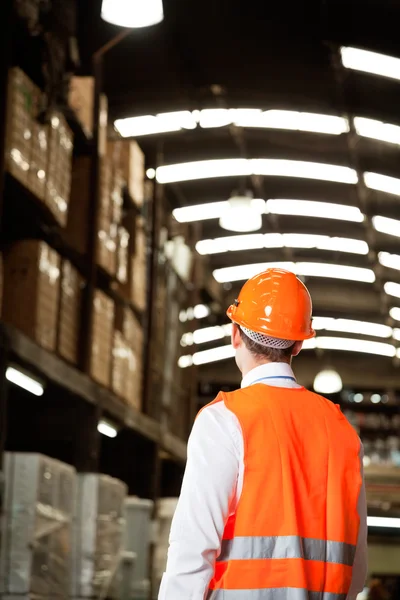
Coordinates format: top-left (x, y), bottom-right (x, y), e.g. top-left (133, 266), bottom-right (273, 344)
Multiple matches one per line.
top-left (0, 0), bottom-right (189, 527)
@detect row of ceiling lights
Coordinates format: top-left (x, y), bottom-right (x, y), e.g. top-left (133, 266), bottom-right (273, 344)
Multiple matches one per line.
top-left (148, 159), bottom-right (399, 193)
top-left (117, 110), bottom-right (400, 144)
top-left (181, 318), bottom-right (400, 348)
top-left (178, 335), bottom-right (400, 368)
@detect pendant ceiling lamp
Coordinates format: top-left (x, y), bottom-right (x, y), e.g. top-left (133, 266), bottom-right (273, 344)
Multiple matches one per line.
top-left (219, 194), bottom-right (263, 233)
top-left (313, 368), bottom-right (343, 395)
top-left (101, 0), bottom-right (164, 28)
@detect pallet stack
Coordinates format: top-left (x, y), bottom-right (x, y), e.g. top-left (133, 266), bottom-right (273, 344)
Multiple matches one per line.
top-left (0, 453), bottom-right (76, 599)
top-left (72, 473), bottom-right (127, 600)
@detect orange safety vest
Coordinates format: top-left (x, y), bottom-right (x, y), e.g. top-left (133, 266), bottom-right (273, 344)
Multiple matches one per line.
top-left (205, 383), bottom-right (363, 600)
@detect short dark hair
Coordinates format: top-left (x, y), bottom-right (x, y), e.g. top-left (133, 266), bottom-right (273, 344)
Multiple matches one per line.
top-left (238, 326), bottom-right (295, 363)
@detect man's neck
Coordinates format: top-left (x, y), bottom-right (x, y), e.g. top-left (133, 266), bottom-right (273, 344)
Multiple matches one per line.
top-left (241, 358), bottom-right (290, 379)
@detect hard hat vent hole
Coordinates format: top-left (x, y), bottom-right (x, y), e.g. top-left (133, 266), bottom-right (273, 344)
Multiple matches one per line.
top-left (242, 326), bottom-right (294, 349)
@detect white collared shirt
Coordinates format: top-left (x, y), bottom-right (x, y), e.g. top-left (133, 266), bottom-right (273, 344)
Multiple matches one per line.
top-left (158, 362), bottom-right (368, 600)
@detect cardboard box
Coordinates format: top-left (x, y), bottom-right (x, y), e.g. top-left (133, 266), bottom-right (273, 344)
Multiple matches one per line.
top-left (5, 68), bottom-right (40, 187)
top-left (90, 290), bottom-right (114, 387)
top-left (67, 157), bottom-right (113, 257)
top-left (68, 76), bottom-right (94, 139)
top-left (107, 140), bottom-right (145, 206)
top-left (2, 241), bottom-right (61, 351)
top-left (58, 261), bottom-right (84, 365)
top-left (112, 307), bottom-right (143, 410)
top-left (45, 112), bottom-right (73, 227)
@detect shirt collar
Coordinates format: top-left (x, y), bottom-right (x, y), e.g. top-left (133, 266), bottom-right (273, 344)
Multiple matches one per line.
top-left (241, 362), bottom-right (297, 389)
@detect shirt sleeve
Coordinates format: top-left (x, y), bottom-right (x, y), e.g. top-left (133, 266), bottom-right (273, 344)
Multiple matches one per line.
top-left (347, 442), bottom-right (368, 600)
top-left (158, 402), bottom-right (240, 600)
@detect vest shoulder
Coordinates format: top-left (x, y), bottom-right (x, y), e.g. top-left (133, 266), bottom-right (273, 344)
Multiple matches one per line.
top-left (196, 390), bottom-right (229, 419)
top-left (223, 386), bottom-right (349, 419)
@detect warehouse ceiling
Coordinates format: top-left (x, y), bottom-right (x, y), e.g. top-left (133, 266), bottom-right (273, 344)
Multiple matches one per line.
top-left (79, 0), bottom-right (400, 391)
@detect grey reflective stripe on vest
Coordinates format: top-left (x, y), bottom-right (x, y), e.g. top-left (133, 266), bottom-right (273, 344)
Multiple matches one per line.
top-left (207, 589), bottom-right (347, 600)
top-left (217, 536), bottom-right (356, 567)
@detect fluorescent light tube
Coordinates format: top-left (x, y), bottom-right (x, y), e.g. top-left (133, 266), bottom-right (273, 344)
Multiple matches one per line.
top-left (316, 336), bottom-right (395, 357)
top-left (97, 420), bottom-right (118, 438)
top-left (101, 0), bottom-right (164, 28)
top-left (365, 172), bottom-right (400, 196)
top-left (392, 329), bottom-right (400, 341)
top-left (155, 159), bottom-right (357, 185)
top-left (297, 262), bottom-right (375, 283)
top-left (367, 516), bottom-right (400, 528)
top-left (196, 233), bottom-right (368, 256)
top-left (213, 262), bottom-right (375, 284)
top-left (199, 109), bottom-right (233, 129)
top-left (115, 111), bottom-right (196, 138)
top-left (355, 117), bottom-right (400, 146)
top-left (390, 307), bottom-right (400, 321)
top-left (341, 47), bottom-right (400, 82)
top-left (6, 366), bottom-right (44, 396)
top-left (179, 304), bottom-right (211, 322)
top-left (379, 251), bottom-right (400, 271)
top-left (192, 344), bottom-right (236, 366)
top-left (312, 317), bottom-right (392, 339)
top-left (385, 282), bottom-right (400, 299)
top-left (178, 355), bottom-right (194, 368)
top-left (373, 215), bottom-right (400, 237)
top-left (266, 199), bottom-right (364, 223)
top-left (181, 324), bottom-right (233, 347)
top-left (173, 201), bottom-right (229, 223)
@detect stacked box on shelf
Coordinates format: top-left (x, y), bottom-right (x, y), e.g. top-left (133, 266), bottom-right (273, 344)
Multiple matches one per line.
top-left (112, 306), bottom-right (143, 411)
top-left (66, 157), bottom-right (121, 275)
top-left (45, 112), bottom-right (74, 226)
top-left (57, 261), bottom-right (84, 365)
top-left (107, 139), bottom-right (145, 207)
top-left (66, 156), bottom-right (91, 255)
top-left (2, 241), bottom-right (61, 351)
top-left (5, 67), bottom-right (40, 187)
top-left (68, 76), bottom-right (94, 139)
top-left (90, 290), bottom-right (114, 387)
top-left (71, 474), bottom-right (127, 600)
top-left (0, 453), bottom-right (76, 599)
top-left (99, 161), bottom-right (123, 277)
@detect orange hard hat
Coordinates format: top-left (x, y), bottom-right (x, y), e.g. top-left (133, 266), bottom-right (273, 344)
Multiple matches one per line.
top-left (227, 268), bottom-right (315, 341)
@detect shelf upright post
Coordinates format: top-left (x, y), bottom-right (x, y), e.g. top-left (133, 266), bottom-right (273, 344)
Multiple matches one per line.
top-left (143, 143), bottom-right (164, 419)
top-left (79, 29), bottom-right (132, 373)
top-left (0, 0), bottom-right (14, 229)
top-left (0, 326), bottom-right (10, 546)
top-left (74, 400), bottom-right (103, 473)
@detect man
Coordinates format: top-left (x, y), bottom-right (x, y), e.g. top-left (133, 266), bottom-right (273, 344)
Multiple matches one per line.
top-left (159, 268), bottom-right (368, 600)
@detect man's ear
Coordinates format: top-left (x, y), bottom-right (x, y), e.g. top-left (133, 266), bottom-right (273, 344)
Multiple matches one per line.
top-left (291, 340), bottom-right (303, 357)
top-left (231, 324), bottom-right (242, 349)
